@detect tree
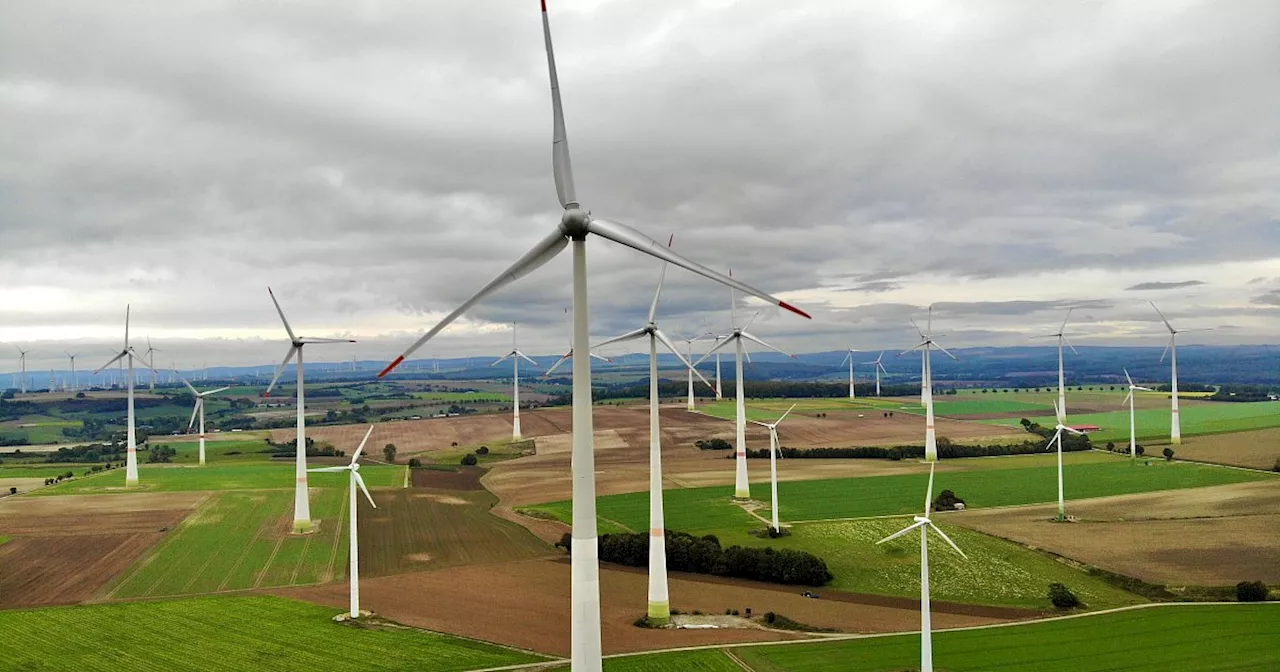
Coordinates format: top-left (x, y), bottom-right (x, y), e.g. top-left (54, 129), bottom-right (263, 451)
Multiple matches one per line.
top-left (1236, 581), bottom-right (1268, 602)
top-left (460, 453), bottom-right (478, 466)
top-left (9, 487), bottom-right (17, 494)
top-left (408, 457), bottom-right (421, 468)
top-left (934, 489), bottom-right (965, 511)
top-left (476, 446), bottom-right (490, 455)
top-left (1162, 447), bottom-right (1175, 461)
top-left (1048, 583), bottom-right (1081, 609)
top-left (1136, 445), bottom-right (1145, 457)
top-left (383, 443), bottom-right (397, 464)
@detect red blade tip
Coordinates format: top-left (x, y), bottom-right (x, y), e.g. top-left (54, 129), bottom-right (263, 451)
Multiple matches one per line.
top-left (779, 301), bottom-right (812, 320)
top-left (378, 356), bottom-right (406, 378)
top-left (541, 0), bottom-right (547, 11)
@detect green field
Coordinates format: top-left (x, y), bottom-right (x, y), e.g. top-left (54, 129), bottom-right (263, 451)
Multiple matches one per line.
top-left (0, 595), bottom-right (546, 671)
top-left (412, 390), bottom-right (511, 403)
top-left (33, 462), bottom-right (402, 495)
top-left (981, 400), bottom-right (1280, 443)
top-left (111, 489), bottom-right (353, 597)
top-left (699, 398), bottom-right (900, 423)
top-left (146, 437), bottom-right (275, 463)
top-left (719, 604), bottom-right (1279, 672)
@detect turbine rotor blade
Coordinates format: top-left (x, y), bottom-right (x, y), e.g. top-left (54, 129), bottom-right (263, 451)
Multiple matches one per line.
top-left (353, 470), bottom-right (376, 508)
top-left (693, 334), bottom-right (737, 366)
top-left (587, 217), bottom-right (811, 319)
top-left (180, 378), bottom-right (199, 395)
top-left (308, 466), bottom-right (349, 473)
top-left (925, 462), bottom-right (936, 513)
top-left (92, 351), bottom-right (127, 375)
top-left (541, 0), bottom-right (576, 208)
top-left (933, 342), bottom-right (959, 361)
top-left (351, 425), bottom-right (375, 465)
top-left (647, 234), bottom-right (673, 325)
top-left (1059, 307), bottom-right (1074, 335)
top-left (205, 387), bottom-right (231, 395)
top-left (655, 328), bottom-right (712, 389)
top-left (265, 346), bottom-right (299, 396)
top-left (380, 229), bottom-right (569, 377)
top-left (516, 350), bottom-right (539, 368)
top-left (592, 327), bottom-right (649, 351)
top-left (491, 352), bottom-right (515, 367)
top-left (775, 403), bottom-right (797, 426)
top-left (927, 522), bottom-right (968, 559)
top-left (544, 352), bottom-right (571, 376)
top-left (1124, 368), bottom-right (1134, 387)
top-left (188, 399), bottom-right (200, 431)
top-left (267, 287), bottom-right (298, 342)
top-left (1062, 335), bottom-right (1079, 356)
top-left (739, 331), bottom-right (791, 358)
top-left (1160, 336), bottom-right (1174, 363)
top-left (876, 520), bottom-right (928, 545)
top-left (1150, 301), bottom-right (1175, 333)
top-left (298, 337), bottom-right (357, 344)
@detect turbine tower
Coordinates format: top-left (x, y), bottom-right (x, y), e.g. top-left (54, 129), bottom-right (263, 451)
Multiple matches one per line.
top-left (265, 287), bottom-right (355, 534)
top-left (180, 375), bottom-right (230, 466)
top-left (840, 346), bottom-right (858, 399)
top-left (92, 306), bottom-right (154, 486)
top-left (697, 306), bottom-right (793, 500)
top-left (64, 352), bottom-right (78, 393)
top-left (13, 346), bottom-right (30, 394)
top-left (1034, 308), bottom-right (1077, 422)
top-left (877, 463), bottom-right (968, 672)
top-left (900, 307), bottom-right (957, 461)
top-left (590, 240), bottom-right (712, 625)
top-left (492, 323), bottom-right (538, 441)
top-left (870, 352), bottom-right (888, 397)
top-left (143, 337), bottom-right (161, 392)
top-left (308, 425), bottom-right (376, 619)
top-left (1151, 302), bottom-right (1210, 445)
top-left (1046, 401), bottom-right (1085, 520)
top-left (749, 404), bottom-right (796, 533)
top-left (1122, 369), bottom-right (1153, 459)
top-left (376, 4), bottom-right (809, 666)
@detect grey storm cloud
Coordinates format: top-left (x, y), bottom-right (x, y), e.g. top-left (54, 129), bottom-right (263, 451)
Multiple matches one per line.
top-left (1125, 281), bottom-right (1206, 291)
top-left (1, 0), bottom-right (1279, 370)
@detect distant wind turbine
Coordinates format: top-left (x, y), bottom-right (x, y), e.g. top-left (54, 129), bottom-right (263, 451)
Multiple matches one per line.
top-left (492, 323), bottom-right (538, 441)
top-left (869, 352), bottom-right (888, 397)
top-left (680, 334), bottom-right (714, 411)
top-left (1047, 400), bottom-right (1085, 520)
top-left (876, 462), bottom-right (968, 672)
top-left (749, 403), bottom-right (796, 533)
top-left (1150, 302), bottom-right (1211, 445)
top-left (143, 337), bottom-right (160, 392)
top-left (545, 307), bottom-right (609, 377)
top-left (308, 425), bottom-right (377, 619)
top-left (265, 287), bottom-right (356, 534)
top-left (1122, 369), bottom-right (1153, 459)
top-left (179, 375), bottom-right (231, 466)
top-left (13, 346), bottom-right (31, 394)
top-left (1033, 308), bottom-right (1077, 422)
top-left (840, 346), bottom-right (858, 399)
top-left (899, 307), bottom-right (957, 462)
top-left (92, 306), bottom-right (156, 486)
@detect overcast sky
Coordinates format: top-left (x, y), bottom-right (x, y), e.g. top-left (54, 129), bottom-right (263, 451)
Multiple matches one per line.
top-left (2, 0), bottom-right (1278, 372)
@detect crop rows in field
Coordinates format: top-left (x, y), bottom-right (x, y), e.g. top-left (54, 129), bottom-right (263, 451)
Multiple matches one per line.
top-left (0, 595), bottom-right (547, 671)
top-left (36, 462), bottom-right (402, 495)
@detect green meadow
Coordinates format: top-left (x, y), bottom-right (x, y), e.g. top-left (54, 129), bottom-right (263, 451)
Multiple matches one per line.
top-left (33, 462), bottom-right (402, 495)
top-left (980, 400), bottom-right (1280, 443)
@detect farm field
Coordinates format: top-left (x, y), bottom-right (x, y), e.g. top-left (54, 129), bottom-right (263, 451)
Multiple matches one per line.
top-left (145, 438), bottom-right (276, 463)
top-left (1171, 427), bottom-right (1280, 471)
top-left (525, 454), bottom-right (1271, 532)
top-left (412, 390), bottom-right (511, 403)
top-left (33, 461), bottom-right (402, 495)
top-left (0, 595), bottom-right (547, 671)
top-left (109, 488), bottom-right (348, 597)
top-left (952, 480), bottom-right (1280, 585)
top-left (979, 400), bottom-right (1280, 443)
top-left (720, 603), bottom-right (1280, 672)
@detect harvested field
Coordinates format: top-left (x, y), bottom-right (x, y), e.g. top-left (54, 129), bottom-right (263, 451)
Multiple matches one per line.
top-left (0, 492), bottom-right (205, 607)
top-left (952, 481), bottom-right (1280, 585)
top-left (1173, 427), bottom-right (1280, 471)
top-left (278, 558), bottom-right (1019, 657)
top-left (359, 489), bottom-right (552, 577)
top-left (409, 465), bottom-right (486, 490)
top-left (269, 408), bottom-right (571, 455)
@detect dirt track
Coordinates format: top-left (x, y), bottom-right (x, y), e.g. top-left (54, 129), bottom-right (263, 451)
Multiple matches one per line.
top-left (951, 481), bottom-right (1280, 585)
top-left (277, 557), bottom-right (1020, 656)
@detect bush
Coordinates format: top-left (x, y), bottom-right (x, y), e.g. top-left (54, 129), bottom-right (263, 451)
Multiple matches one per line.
top-left (1237, 581), bottom-right (1269, 602)
top-left (1162, 447), bottom-right (1175, 461)
top-left (407, 458), bottom-right (422, 468)
top-left (565, 530), bottom-right (832, 586)
top-left (383, 443), bottom-right (397, 464)
top-left (8, 487), bottom-right (15, 495)
top-left (934, 489), bottom-right (966, 511)
top-left (1106, 442), bottom-right (1115, 451)
top-left (460, 453), bottom-right (478, 466)
top-left (695, 438), bottom-right (732, 451)
top-left (1048, 582), bottom-right (1081, 609)
top-left (476, 446), bottom-right (489, 455)
top-left (1136, 445), bottom-right (1145, 457)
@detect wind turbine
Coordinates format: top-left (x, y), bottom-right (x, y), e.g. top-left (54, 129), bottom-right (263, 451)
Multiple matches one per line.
top-left (749, 404), bottom-right (796, 533)
top-left (899, 307), bottom-right (957, 461)
top-left (876, 462), bottom-right (967, 672)
top-left (545, 307), bottom-right (609, 377)
top-left (1122, 369), bottom-right (1153, 460)
top-left (264, 287), bottom-right (356, 534)
top-left (840, 346), bottom-right (858, 399)
top-left (1033, 308), bottom-right (1077, 422)
top-left (696, 303), bottom-right (794, 500)
top-left (143, 338), bottom-right (160, 392)
top-left (375, 4), bottom-right (809, 666)
top-left (869, 352), bottom-right (888, 397)
top-left (680, 334), bottom-right (714, 411)
top-left (13, 346), bottom-right (30, 394)
top-left (1151, 302), bottom-right (1210, 445)
top-left (492, 323), bottom-right (539, 441)
top-left (590, 242), bottom-right (713, 625)
top-left (308, 425), bottom-right (376, 619)
top-left (1046, 400), bottom-right (1085, 521)
top-left (179, 375), bottom-right (231, 466)
top-left (92, 306), bottom-right (154, 486)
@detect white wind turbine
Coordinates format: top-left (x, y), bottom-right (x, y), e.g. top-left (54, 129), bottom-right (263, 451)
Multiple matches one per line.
top-left (1033, 308), bottom-right (1077, 422)
top-left (749, 403), bottom-right (796, 534)
top-left (1046, 400), bottom-right (1085, 521)
top-left (92, 306), bottom-right (155, 487)
top-left (680, 334), bottom-right (715, 411)
top-left (590, 246), bottom-right (713, 625)
top-left (1122, 369), bottom-right (1153, 460)
top-left (876, 462), bottom-right (967, 672)
top-left (264, 287), bottom-right (356, 534)
top-left (179, 375), bottom-right (230, 466)
top-left (696, 304), bottom-right (794, 500)
top-left (869, 351), bottom-right (888, 397)
top-left (492, 323), bottom-right (539, 441)
top-left (308, 425), bottom-right (377, 619)
top-left (376, 4), bottom-right (809, 666)
top-left (65, 352), bottom-right (78, 393)
top-left (13, 346), bottom-right (31, 394)
top-left (1151, 302), bottom-right (1210, 445)
top-left (544, 307), bottom-right (610, 377)
top-left (840, 346), bottom-right (858, 399)
top-left (142, 337), bottom-right (161, 392)
top-left (899, 308), bottom-right (957, 462)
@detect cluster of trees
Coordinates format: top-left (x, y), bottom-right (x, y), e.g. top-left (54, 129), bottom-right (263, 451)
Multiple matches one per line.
top-left (1236, 581), bottom-right (1269, 602)
top-left (1209, 384), bottom-right (1274, 402)
top-left (34, 443), bottom-right (124, 464)
top-left (263, 436), bottom-right (343, 458)
top-left (558, 530), bottom-right (833, 587)
top-left (591, 380), bottom-right (925, 402)
top-left (147, 445), bottom-right (177, 463)
top-left (42, 471), bottom-right (75, 486)
top-left (459, 447), bottom-right (488, 466)
top-left (696, 438), bottom-right (732, 451)
top-left (1157, 382), bottom-right (1214, 393)
top-left (744, 435), bottom-right (1090, 461)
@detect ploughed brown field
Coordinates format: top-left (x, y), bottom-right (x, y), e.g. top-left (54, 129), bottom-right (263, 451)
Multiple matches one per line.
top-left (950, 480), bottom-right (1280, 586)
top-left (0, 492), bottom-right (205, 607)
top-left (277, 557), bottom-right (1022, 657)
top-left (1171, 428), bottom-right (1280, 471)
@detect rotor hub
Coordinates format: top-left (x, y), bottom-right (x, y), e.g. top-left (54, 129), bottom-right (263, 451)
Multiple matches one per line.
top-left (560, 208), bottom-right (590, 239)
